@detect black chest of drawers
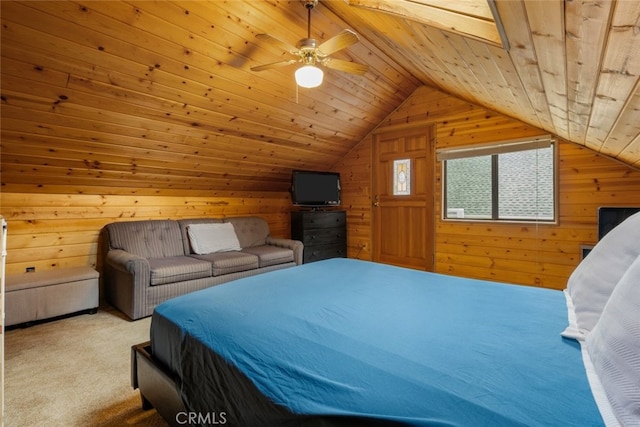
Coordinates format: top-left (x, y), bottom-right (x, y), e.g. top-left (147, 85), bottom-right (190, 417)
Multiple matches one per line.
top-left (291, 210), bottom-right (347, 263)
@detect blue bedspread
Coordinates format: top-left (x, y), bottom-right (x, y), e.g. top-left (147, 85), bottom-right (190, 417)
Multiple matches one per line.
top-left (152, 258), bottom-right (604, 426)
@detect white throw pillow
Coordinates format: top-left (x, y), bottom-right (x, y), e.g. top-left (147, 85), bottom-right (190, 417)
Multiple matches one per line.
top-left (585, 254), bottom-right (640, 426)
top-left (187, 223), bottom-right (241, 254)
top-left (562, 212), bottom-right (640, 340)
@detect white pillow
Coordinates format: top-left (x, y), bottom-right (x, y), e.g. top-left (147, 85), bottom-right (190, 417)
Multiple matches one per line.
top-left (187, 223), bottom-right (241, 254)
top-left (562, 212), bottom-right (640, 340)
top-left (585, 254), bottom-right (640, 425)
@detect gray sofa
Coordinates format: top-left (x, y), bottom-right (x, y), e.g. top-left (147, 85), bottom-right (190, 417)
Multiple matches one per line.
top-left (101, 216), bottom-right (303, 320)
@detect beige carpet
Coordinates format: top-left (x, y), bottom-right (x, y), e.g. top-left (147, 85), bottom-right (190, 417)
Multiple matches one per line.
top-left (4, 306), bottom-right (168, 426)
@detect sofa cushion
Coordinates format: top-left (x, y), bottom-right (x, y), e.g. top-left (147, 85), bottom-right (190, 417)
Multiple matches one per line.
top-left (224, 217), bottom-right (270, 248)
top-left (190, 251), bottom-right (259, 276)
top-left (242, 245), bottom-right (294, 268)
top-left (148, 256), bottom-right (212, 286)
top-left (107, 220), bottom-right (184, 258)
top-left (187, 223), bottom-right (241, 254)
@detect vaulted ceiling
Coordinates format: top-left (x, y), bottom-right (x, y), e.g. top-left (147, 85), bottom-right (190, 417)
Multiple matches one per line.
top-left (1, 1), bottom-right (639, 194)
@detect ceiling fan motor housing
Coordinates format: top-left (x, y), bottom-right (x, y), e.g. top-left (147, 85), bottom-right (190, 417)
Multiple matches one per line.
top-left (298, 39), bottom-right (319, 65)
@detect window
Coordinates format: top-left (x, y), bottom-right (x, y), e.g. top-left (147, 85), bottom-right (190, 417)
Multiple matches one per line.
top-left (438, 137), bottom-right (556, 222)
top-left (393, 159), bottom-right (411, 195)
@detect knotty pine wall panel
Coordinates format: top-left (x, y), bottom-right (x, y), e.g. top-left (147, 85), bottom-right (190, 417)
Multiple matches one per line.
top-left (333, 135), bottom-right (373, 260)
top-left (334, 86), bottom-right (640, 290)
top-left (0, 192), bottom-right (292, 276)
top-left (434, 140), bottom-right (640, 288)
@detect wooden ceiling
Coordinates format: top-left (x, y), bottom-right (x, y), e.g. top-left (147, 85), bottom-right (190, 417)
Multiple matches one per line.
top-left (1, 0), bottom-right (639, 195)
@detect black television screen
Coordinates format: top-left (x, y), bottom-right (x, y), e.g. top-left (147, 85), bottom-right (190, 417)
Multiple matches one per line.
top-left (291, 170), bottom-right (341, 207)
top-left (598, 206), bottom-right (640, 240)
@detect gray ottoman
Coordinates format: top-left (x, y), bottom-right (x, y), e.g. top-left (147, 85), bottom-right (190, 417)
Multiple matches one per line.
top-left (5, 266), bottom-right (99, 327)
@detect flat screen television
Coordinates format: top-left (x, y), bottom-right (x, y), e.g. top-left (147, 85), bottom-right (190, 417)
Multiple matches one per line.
top-left (597, 206), bottom-right (640, 240)
top-left (291, 170), bottom-right (341, 207)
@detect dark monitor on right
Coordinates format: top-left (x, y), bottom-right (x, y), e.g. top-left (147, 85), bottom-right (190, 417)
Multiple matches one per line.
top-left (598, 207), bottom-right (640, 240)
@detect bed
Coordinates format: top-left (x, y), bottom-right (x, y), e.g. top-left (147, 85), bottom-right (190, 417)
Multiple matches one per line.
top-left (132, 213), bottom-right (640, 427)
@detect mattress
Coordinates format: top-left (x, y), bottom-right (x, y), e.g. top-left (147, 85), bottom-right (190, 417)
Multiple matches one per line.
top-left (151, 258), bottom-right (604, 426)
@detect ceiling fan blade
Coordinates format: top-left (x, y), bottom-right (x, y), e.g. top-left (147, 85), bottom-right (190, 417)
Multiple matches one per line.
top-left (317, 29), bottom-right (360, 56)
top-left (255, 33), bottom-right (299, 55)
top-left (250, 59), bottom-right (298, 72)
top-left (321, 58), bottom-right (368, 75)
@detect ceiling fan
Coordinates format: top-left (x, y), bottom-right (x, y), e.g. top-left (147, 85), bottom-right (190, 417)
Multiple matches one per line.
top-left (250, 0), bottom-right (368, 88)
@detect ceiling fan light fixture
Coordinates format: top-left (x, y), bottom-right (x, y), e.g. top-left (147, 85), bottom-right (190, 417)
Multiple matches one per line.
top-left (295, 65), bottom-right (323, 88)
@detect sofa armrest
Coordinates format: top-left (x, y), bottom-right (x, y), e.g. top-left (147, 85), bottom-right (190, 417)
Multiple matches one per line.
top-left (107, 249), bottom-right (150, 273)
top-left (266, 237), bottom-right (304, 266)
top-left (104, 249), bottom-right (151, 320)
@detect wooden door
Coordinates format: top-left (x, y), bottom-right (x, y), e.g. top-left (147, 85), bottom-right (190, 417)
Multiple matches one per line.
top-left (372, 126), bottom-right (434, 271)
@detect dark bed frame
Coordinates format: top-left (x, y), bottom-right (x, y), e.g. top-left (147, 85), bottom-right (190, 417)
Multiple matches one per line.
top-left (131, 342), bottom-right (186, 427)
top-left (131, 341), bottom-right (410, 427)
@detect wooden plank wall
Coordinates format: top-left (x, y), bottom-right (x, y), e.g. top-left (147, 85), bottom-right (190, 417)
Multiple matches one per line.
top-left (334, 86), bottom-right (640, 289)
top-left (2, 84), bottom-right (639, 291)
top-left (0, 192), bottom-right (292, 276)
